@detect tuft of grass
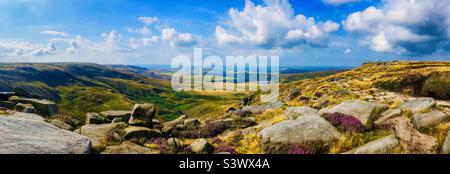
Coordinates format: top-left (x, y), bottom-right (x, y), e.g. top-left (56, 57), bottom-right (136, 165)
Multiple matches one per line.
top-left (329, 131), bottom-right (392, 154)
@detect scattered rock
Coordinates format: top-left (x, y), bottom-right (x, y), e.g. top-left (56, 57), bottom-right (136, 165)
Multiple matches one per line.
top-left (167, 138), bottom-right (183, 152)
top-left (79, 123), bottom-right (127, 151)
top-left (86, 112), bottom-right (110, 124)
top-left (123, 126), bottom-right (162, 141)
top-left (399, 97), bottom-right (436, 113)
top-left (260, 115), bottom-right (340, 149)
top-left (241, 125), bottom-right (264, 135)
top-left (111, 117), bottom-right (126, 123)
top-left (50, 119), bottom-right (74, 131)
top-left (344, 135), bottom-right (399, 154)
top-left (375, 109), bottom-right (402, 126)
top-left (184, 118), bottom-right (200, 129)
top-left (100, 110), bottom-right (131, 121)
top-left (226, 107), bottom-right (237, 113)
top-left (392, 117), bottom-right (437, 154)
top-left (442, 130), bottom-right (450, 154)
top-left (412, 110), bottom-right (449, 129)
top-left (190, 138), bottom-right (214, 154)
top-left (319, 100), bottom-right (388, 128)
top-left (128, 103), bottom-right (156, 127)
top-left (23, 106), bottom-right (36, 114)
top-left (15, 103), bottom-right (33, 111)
top-left (9, 97), bottom-right (57, 116)
top-left (285, 106), bottom-right (318, 120)
top-left (0, 112), bottom-right (91, 154)
top-left (101, 141), bottom-right (160, 154)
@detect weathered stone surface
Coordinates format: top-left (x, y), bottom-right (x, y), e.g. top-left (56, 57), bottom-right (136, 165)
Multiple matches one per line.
top-left (190, 138), bottom-right (214, 154)
top-left (15, 103), bottom-right (32, 111)
top-left (100, 110), bottom-right (131, 121)
top-left (167, 138), bottom-right (183, 152)
top-left (86, 112), bottom-right (110, 124)
top-left (442, 130), bottom-right (450, 154)
top-left (412, 110), bottom-right (449, 129)
top-left (50, 119), bottom-right (74, 131)
top-left (128, 103), bottom-right (156, 127)
top-left (2, 111), bottom-right (45, 122)
top-left (260, 115), bottom-right (340, 148)
top-left (79, 123), bottom-right (127, 151)
top-left (285, 106), bottom-right (318, 120)
top-left (344, 135), bottom-right (399, 154)
top-left (399, 97), bottom-right (436, 113)
top-left (111, 117), bottom-right (126, 123)
top-left (0, 112), bottom-right (91, 154)
top-left (123, 126), bottom-right (162, 140)
top-left (9, 97), bottom-right (57, 116)
top-left (392, 117), bottom-right (437, 154)
top-left (319, 100), bottom-right (388, 128)
top-left (101, 141), bottom-right (160, 154)
top-left (375, 109), bottom-right (402, 126)
top-left (161, 115), bottom-right (187, 134)
top-left (241, 125), bottom-right (264, 135)
top-left (184, 118), bottom-right (200, 129)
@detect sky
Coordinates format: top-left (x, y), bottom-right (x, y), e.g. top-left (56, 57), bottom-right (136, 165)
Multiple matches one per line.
top-left (0, 0), bottom-right (449, 66)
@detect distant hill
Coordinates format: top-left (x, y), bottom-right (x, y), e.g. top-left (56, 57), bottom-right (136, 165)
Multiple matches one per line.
top-left (0, 63), bottom-right (244, 122)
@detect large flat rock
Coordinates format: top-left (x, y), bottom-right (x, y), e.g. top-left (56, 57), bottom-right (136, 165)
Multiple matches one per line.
top-left (260, 115), bottom-right (340, 148)
top-left (0, 112), bottom-right (91, 154)
top-left (399, 97), bottom-right (436, 113)
top-left (412, 110), bottom-right (449, 129)
top-left (79, 123), bottom-right (127, 151)
top-left (319, 100), bottom-right (388, 128)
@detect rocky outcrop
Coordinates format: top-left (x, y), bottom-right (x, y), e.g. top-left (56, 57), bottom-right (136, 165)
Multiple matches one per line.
top-left (344, 135), bottom-right (399, 154)
top-left (79, 123), bottom-right (127, 151)
top-left (8, 97), bottom-right (57, 116)
top-left (319, 100), bottom-right (388, 128)
top-left (123, 126), bottom-right (162, 141)
top-left (86, 112), bottom-right (110, 124)
top-left (375, 109), bottom-right (402, 126)
top-left (399, 97), bottom-right (436, 113)
top-left (190, 138), bottom-right (214, 154)
top-left (128, 103), bottom-right (156, 127)
top-left (260, 115), bottom-right (340, 150)
top-left (0, 111), bottom-right (91, 154)
top-left (101, 141), bottom-right (160, 154)
top-left (285, 106), bottom-right (318, 120)
top-left (100, 110), bottom-right (131, 121)
top-left (412, 110), bottom-right (449, 129)
top-left (167, 138), bottom-right (183, 152)
top-left (442, 130), bottom-right (450, 154)
top-left (50, 119), bottom-right (74, 131)
top-left (392, 117), bottom-right (437, 154)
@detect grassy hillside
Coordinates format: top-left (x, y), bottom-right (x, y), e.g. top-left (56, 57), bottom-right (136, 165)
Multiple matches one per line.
top-left (279, 61), bottom-right (450, 109)
top-left (0, 63), bottom-right (245, 122)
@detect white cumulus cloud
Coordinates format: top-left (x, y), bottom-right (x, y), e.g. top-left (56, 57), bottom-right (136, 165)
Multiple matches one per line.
top-left (343, 0), bottom-right (450, 55)
top-left (215, 0), bottom-right (340, 49)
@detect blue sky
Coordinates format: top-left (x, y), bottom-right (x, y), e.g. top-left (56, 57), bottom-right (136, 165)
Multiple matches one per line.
top-left (0, 0), bottom-right (449, 66)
